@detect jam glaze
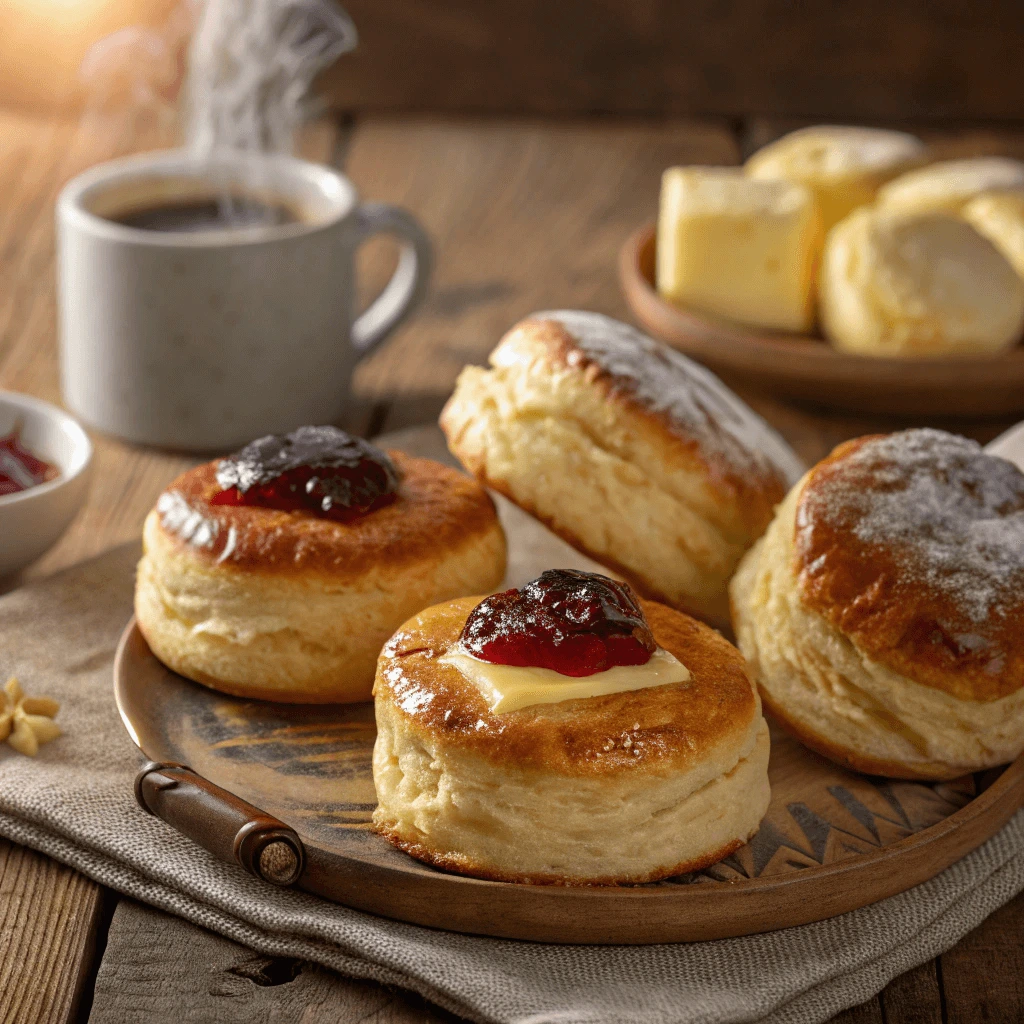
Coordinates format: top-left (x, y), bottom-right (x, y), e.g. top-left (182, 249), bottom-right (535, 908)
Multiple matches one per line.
top-left (210, 425), bottom-right (400, 522)
top-left (0, 427), bottom-right (58, 497)
top-left (458, 569), bottom-right (656, 677)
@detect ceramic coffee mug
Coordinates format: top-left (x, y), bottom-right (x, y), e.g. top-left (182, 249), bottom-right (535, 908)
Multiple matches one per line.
top-left (57, 150), bottom-right (431, 451)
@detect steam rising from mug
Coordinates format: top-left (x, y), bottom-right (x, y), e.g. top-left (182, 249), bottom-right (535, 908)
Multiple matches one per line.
top-left (79, 0), bottom-right (357, 159)
top-left (184, 0), bottom-right (357, 156)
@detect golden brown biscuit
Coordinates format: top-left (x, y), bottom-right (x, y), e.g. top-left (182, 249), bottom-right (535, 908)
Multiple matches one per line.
top-left (372, 595), bottom-right (770, 884)
top-left (135, 450), bottom-right (507, 703)
top-left (731, 429), bottom-right (1024, 780)
top-left (440, 311), bottom-right (804, 628)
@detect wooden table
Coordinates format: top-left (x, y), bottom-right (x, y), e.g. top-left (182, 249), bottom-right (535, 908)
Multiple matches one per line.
top-left (1, 106), bottom-right (1023, 1024)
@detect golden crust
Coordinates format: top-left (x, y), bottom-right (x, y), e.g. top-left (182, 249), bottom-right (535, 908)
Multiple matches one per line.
top-left (152, 451), bottom-right (501, 579)
top-left (794, 433), bottom-right (1024, 703)
top-left (373, 821), bottom-right (746, 886)
top-left (497, 316), bottom-right (793, 533)
top-left (373, 596), bottom-right (758, 778)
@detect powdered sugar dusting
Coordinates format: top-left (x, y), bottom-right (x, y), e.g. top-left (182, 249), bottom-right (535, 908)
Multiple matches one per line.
top-left (807, 429), bottom-right (1024, 623)
top-left (537, 311), bottom-right (805, 486)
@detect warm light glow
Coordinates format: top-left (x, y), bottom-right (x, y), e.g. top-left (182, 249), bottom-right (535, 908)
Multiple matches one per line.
top-left (0, 0), bottom-right (182, 112)
top-left (7, 0), bottom-right (113, 11)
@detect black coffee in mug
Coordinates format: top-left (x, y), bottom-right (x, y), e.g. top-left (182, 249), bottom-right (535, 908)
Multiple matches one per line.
top-left (108, 194), bottom-right (303, 233)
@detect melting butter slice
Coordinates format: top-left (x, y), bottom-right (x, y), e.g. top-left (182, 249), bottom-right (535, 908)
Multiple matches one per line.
top-left (439, 647), bottom-right (690, 714)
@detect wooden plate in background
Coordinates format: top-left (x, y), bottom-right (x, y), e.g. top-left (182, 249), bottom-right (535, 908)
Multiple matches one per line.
top-left (618, 223), bottom-right (1024, 418)
top-left (113, 428), bottom-right (1024, 945)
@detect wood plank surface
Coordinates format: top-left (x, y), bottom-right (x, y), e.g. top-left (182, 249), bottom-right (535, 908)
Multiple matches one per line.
top-left (344, 115), bottom-right (739, 432)
top-left (88, 900), bottom-right (456, 1024)
top-left (0, 840), bottom-right (108, 1024)
top-left (941, 893), bottom-right (1024, 1023)
top-left (829, 1002), bottom-right (883, 1024)
top-left (879, 960), bottom-right (944, 1024)
top-left (321, 1), bottom-right (1024, 123)
top-left (0, 108), bottom-right (157, 1024)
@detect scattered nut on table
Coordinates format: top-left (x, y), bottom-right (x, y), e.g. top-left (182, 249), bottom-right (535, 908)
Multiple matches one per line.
top-left (0, 676), bottom-right (61, 756)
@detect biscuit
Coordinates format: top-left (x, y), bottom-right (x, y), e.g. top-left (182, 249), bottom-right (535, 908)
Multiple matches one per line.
top-left (818, 208), bottom-right (1024, 356)
top-left (372, 595), bottom-right (770, 884)
top-left (730, 429), bottom-right (1024, 780)
top-left (963, 189), bottom-right (1024, 280)
top-left (440, 311), bottom-right (804, 627)
top-left (877, 157), bottom-right (1024, 216)
top-left (746, 125), bottom-right (926, 233)
top-left (136, 450), bottom-right (507, 703)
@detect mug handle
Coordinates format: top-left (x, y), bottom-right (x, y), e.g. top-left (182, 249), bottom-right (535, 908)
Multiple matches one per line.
top-left (350, 202), bottom-right (433, 356)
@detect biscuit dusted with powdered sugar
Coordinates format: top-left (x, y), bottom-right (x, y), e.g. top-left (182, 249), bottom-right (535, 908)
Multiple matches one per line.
top-left (731, 428), bottom-right (1024, 780)
top-left (441, 310), bottom-right (804, 627)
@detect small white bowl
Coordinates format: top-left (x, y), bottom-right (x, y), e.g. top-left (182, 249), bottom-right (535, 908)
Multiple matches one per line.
top-left (0, 391), bottom-right (93, 578)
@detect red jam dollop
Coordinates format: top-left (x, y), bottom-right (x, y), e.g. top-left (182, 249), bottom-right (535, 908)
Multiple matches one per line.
top-left (459, 569), bottom-right (656, 677)
top-left (0, 428), bottom-right (59, 497)
top-left (210, 425), bottom-right (400, 522)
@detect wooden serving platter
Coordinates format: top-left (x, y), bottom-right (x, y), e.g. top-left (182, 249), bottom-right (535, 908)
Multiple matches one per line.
top-left (619, 223), bottom-right (1024, 418)
top-left (114, 427), bottom-right (1024, 944)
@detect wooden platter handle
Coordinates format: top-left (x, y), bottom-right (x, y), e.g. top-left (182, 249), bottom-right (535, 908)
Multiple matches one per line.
top-left (134, 761), bottom-right (306, 886)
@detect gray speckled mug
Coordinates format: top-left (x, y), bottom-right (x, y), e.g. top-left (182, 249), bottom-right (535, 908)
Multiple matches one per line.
top-left (57, 150), bottom-right (431, 451)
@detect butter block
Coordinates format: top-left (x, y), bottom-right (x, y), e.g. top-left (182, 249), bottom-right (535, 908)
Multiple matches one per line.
top-left (656, 167), bottom-right (822, 332)
top-left (439, 647), bottom-right (690, 714)
top-left (877, 157), bottom-right (1024, 216)
top-left (963, 190), bottom-right (1024, 279)
top-left (746, 125), bottom-right (926, 233)
top-left (819, 207), bottom-right (1024, 357)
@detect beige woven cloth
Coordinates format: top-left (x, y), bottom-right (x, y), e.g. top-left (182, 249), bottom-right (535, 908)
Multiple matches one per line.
top-left (1, 543), bottom-right (1023, 1024)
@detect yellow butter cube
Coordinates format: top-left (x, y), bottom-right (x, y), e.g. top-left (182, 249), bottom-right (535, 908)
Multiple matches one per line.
top-left (656, 167), bottom-right (822, 332)
top-left (745, 125), bottom-right (926, 233)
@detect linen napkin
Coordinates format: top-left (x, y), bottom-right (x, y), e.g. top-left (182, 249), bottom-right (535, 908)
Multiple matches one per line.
top-left (1, 541), bottom-right (1023, 1024)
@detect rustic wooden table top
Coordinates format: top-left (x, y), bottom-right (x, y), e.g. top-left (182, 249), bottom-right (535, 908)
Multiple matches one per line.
top-left (1, 106), bottom-right (1023, 1024)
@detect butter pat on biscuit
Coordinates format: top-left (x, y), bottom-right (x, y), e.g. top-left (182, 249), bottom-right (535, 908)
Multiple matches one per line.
top-left (745, 125), bottom-right (926, 233)
top-left (656, 167), bottom-right (821, 332)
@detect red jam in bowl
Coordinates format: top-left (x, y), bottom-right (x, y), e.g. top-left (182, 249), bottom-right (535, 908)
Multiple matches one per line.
top-left (0, 428), bottom-right (59, 497)
top-left (458, 569), bottom-right (656, 677)
top-left (210, 425), bottom-right (400, 522)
